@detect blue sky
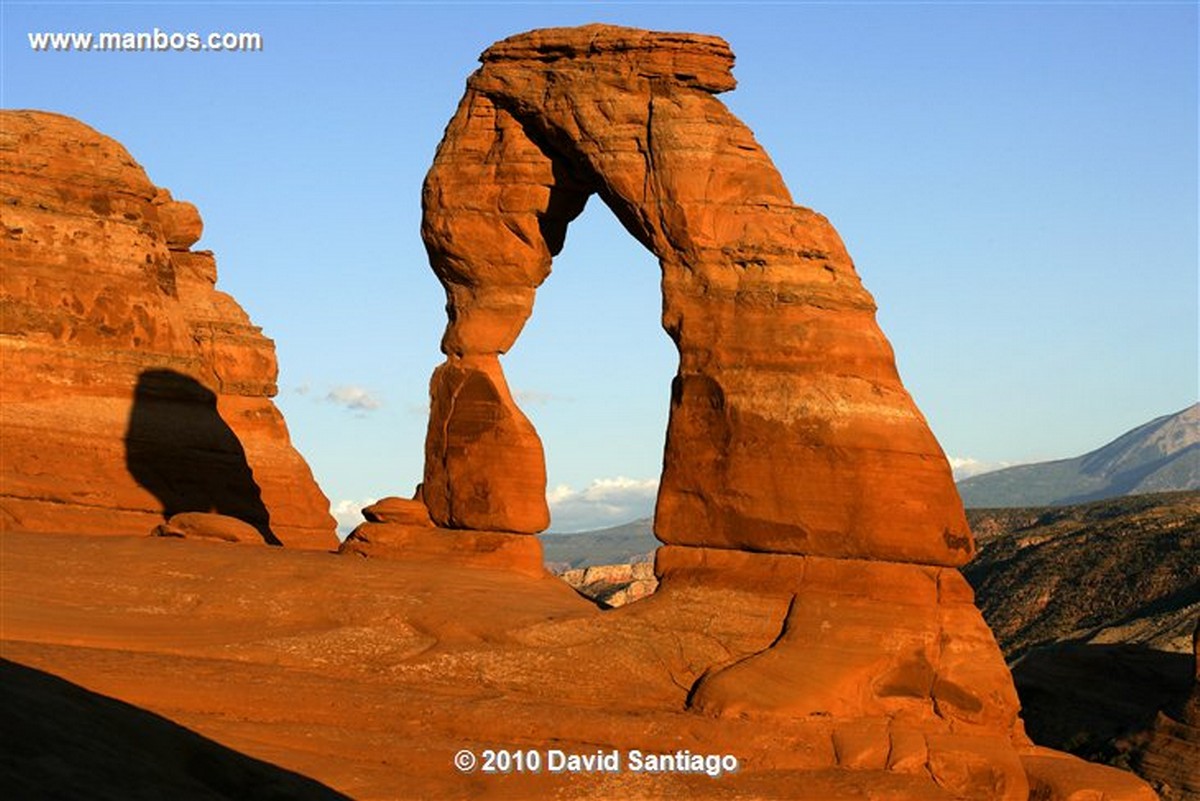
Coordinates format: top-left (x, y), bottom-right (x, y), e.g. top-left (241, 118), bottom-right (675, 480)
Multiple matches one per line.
top-left (4, 2), bottom-right (1196, 533)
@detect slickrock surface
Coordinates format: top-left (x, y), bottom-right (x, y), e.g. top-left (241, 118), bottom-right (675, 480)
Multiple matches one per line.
top-left (0, 111), bottom-right (336, 548)
top-left (0, 530), bottom-right (1158, 800)
top-left (420, 24), bottom-right (971, 563)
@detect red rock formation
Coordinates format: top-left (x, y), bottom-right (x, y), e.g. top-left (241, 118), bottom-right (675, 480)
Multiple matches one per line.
top-left (0, 32), bottom-right (1160, 801)
top-left (339, 521), bottom-right (546, 578)
top-left (361, 495), bottom-right (434, 526)
top-left (660, 548), bottom-right (1018, 727)
top-left (0, 110), bottom-right (336, 549)
top-left (421, 24), bottom-right (970, 565)
top-left (422, 359), bottom-right (548, 532)
top-left (418, 14), bottom-right (1009, 729)
top-left (402, 24), bottom-right (1158, 799)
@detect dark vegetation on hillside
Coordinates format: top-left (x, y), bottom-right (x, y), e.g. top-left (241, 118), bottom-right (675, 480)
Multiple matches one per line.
top-left (966, 491), bottom-right (1199, 775)
top-left (965, 491), bottom-right (1199, 658)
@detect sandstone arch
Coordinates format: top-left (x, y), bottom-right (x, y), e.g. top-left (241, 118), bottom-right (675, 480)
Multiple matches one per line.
top-left (421, 24), bottom-right (970, 566)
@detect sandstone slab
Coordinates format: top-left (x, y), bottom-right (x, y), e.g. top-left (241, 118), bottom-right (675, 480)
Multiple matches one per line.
top-left (360, 496), bottom-right (434, 526)
top-left (153, 511), bottom-right (268, 544)
top-left (1022, 748), bottom-right (1161, 801)
top-left (339, 521), bottom-right (547, 578)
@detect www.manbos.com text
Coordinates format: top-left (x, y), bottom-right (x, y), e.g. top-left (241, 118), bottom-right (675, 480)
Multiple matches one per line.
top-left (28, 28), bottom-right (263, 53)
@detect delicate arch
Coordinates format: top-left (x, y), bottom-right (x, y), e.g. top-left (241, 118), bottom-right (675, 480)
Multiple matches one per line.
top-left (420, 24), bottom-right (972, 565)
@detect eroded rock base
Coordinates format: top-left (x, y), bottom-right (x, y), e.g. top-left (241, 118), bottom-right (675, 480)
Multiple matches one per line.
top-left (339, 522), bottom-right (546, 578)
top-left (657, 547), bottom-right (1020, 731)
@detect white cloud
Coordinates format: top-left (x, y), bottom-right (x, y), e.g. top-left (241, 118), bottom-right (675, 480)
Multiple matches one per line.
top-left (546, 476), bottom-right (658, 533)
top-left (331, 497), bottom-right (376, 540)
top-left (514, 389), bottom-right (571, 406)
top-left (949, 456), bottom-right (1014, 481)
top-left (325, 385), bottom-right (382, 412)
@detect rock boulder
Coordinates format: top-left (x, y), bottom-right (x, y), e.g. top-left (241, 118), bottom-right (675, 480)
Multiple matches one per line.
top-left (153, 512), bottom-right (267, 544)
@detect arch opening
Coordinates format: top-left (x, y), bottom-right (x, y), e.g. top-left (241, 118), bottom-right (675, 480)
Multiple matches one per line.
top-left (503, 194), bottom-right (675, 534)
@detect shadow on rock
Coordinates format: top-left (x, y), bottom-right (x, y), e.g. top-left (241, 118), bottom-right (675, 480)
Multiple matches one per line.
top-left (0, 659), bottom-right (349, 800)
top-left (1013, 641), bottom-right (1193, 765)
top-left (125, 369), bottom-right (277, 544)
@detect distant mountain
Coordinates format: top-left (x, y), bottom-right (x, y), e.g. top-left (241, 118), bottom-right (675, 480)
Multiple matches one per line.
top-left (957, 404), bottom-right (1199, 508)
top-left (539, 518), bottom-right (657, 570)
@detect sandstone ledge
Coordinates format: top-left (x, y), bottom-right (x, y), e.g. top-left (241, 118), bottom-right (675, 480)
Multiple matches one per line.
top-left (338, 521), bottom-right (547, 578)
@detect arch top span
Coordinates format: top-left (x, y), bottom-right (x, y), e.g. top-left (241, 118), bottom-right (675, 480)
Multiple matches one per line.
top-left (420, 24), bottom-right (972, 566)
top-left (478, 24), bottom-right (738, 95)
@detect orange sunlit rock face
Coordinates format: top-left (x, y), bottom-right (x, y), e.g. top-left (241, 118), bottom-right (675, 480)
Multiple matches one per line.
top-left (421, 25), bottom-right (970, 564)
top-left (0, 110), bottom-right (336, 549)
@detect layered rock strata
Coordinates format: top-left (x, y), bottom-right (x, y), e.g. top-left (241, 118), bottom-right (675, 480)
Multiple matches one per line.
top-left (0, 110), bottom-right (336, 549)
top-left (418, 20), bottom-right (1001, 719)
top-left (559, 561), bottom-right (658, 608)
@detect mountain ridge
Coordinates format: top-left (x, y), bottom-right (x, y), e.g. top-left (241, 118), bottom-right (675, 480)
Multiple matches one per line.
top-left (957, 404), bottom-right (1199, 508)
top-left (540, 518), bottom-right (656, 570)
